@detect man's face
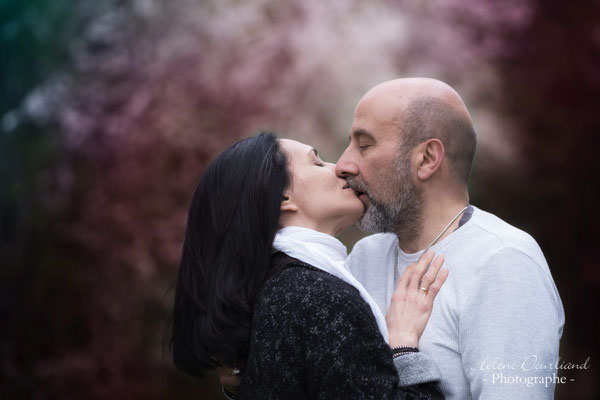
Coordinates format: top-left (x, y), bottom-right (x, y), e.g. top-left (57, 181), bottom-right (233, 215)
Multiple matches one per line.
top-left (335, 95), bottom-right (423, 235)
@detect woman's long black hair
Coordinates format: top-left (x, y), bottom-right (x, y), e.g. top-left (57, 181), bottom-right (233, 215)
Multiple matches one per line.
top-left (170, 132), bottom-right (290, 377)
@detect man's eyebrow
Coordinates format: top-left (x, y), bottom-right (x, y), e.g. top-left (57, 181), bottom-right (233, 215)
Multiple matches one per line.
top-left (349, 128), bottom-right (375, 142)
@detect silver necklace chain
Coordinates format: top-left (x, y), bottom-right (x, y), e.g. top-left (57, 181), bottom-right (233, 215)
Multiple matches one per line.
top-left (393, 205), bottom-right (469, 284)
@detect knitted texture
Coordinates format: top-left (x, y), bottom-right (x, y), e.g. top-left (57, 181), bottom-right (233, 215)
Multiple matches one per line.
top-left (237, 257), bottom-right (443, 400)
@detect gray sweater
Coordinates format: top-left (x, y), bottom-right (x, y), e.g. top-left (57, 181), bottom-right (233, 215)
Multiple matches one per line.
top-left (348, 206), bottom-right (565, 399)
top-left (237, 255), bottom-right (443, 400)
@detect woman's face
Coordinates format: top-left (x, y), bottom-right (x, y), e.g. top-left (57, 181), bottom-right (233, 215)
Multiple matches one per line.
top-left (279, 139), bottom-right (364, 236)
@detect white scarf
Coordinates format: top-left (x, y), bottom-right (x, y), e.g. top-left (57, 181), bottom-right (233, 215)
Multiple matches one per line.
top-left (272, 226), bottom-right (389, 343)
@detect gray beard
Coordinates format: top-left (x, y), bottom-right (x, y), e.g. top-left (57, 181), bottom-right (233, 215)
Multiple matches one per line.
top-left (349, 153), bottom-right (423, 242)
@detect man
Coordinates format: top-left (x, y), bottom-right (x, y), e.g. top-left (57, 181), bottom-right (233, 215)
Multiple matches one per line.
top-left (337, 78), bottom-right (564, 399)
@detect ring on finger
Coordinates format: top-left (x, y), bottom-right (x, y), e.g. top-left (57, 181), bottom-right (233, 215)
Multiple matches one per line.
top-left (230, 368), bottom-right (241, 376)
top-left (419, 286), bottom-right (428, 294)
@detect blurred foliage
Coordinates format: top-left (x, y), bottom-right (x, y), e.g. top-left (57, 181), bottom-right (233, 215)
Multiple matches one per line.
top-left (0, 1), bottom-right (203, 398)
top-left (0, 0), bottom-right (81, 396)
top-left (1, 0), bottom-right (598, 399)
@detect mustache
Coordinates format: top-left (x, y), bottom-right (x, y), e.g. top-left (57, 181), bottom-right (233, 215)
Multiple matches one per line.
top-left (344, 178), bottom-right (370, 196)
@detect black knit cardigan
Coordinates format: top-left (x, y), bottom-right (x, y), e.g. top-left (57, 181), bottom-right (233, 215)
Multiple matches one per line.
top-left (237, 254), bottom-right (443, 400)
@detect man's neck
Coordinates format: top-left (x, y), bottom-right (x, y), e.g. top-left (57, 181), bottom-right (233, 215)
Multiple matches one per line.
top-left (396, 195), bottom-right (469, 254)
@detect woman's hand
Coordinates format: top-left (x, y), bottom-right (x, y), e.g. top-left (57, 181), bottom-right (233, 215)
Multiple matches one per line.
top-left (386, 250), bottom-right (448, 348)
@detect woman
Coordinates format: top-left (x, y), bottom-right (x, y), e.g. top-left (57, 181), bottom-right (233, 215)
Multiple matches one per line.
top-left (170, 133), bottom-right (448, 399)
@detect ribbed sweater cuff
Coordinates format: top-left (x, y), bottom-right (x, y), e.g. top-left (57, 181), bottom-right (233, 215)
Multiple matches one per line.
top-left (393, 352), bottom-right (441, 386)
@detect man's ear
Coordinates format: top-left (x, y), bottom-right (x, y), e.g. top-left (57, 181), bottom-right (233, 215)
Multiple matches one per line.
top-left (281, 194), bottom-right (298, 212)
top-left (415, 138), bottom-right (445, 181)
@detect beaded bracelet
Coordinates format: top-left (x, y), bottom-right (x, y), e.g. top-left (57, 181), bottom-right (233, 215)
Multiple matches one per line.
top-left (390, 346), bottom-right (419, 358)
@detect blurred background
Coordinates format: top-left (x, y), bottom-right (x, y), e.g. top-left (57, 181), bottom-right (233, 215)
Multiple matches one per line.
top-left (1, 0), bottom-right (599, 398)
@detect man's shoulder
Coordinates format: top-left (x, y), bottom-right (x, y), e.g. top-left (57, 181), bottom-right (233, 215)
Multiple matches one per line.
top-left (469, 207), bottom-right (540, 250)
top-left (467, 206), bottom-right (546, 264)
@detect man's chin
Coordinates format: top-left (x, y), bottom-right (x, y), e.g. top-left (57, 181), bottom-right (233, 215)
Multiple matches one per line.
top-left (356, 203), bottom-right (394, 234)
top-left (356, 213), bottom-right (380, 234)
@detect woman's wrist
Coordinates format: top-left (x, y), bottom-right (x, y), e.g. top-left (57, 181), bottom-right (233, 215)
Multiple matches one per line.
top-left (390, 345), bottom-right (419, 358)
top-left (388, 334), bottom-right (419, 348)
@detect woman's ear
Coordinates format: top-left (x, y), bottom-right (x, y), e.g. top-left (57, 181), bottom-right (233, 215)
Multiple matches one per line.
top-left (280, 194), bottom-right (298, 212)
top-left (415, 138), bottom-right (445, 181)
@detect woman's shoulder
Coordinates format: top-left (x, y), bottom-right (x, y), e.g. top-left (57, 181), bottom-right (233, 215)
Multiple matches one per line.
top-left (269, 259), bottom-right (358, 293)
top-left (257, 258), bottom-right (370, 318)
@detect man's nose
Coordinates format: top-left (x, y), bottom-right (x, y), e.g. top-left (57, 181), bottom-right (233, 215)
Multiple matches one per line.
top-left (335, 148), bottom-right (358, 178)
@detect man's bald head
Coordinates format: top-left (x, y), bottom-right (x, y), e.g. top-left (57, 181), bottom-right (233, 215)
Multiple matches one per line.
top-left (358, 78), bottom-right (477, 185)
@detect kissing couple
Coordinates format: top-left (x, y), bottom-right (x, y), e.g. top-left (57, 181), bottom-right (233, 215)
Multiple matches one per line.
top-left (171, 78), bottom-right (564, 400)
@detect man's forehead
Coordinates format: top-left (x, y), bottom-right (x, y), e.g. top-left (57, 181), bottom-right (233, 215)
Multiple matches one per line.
top-left (350, 105), bottom-right (402, 142)
top-left (355, 90), bottom-right (405, 122)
